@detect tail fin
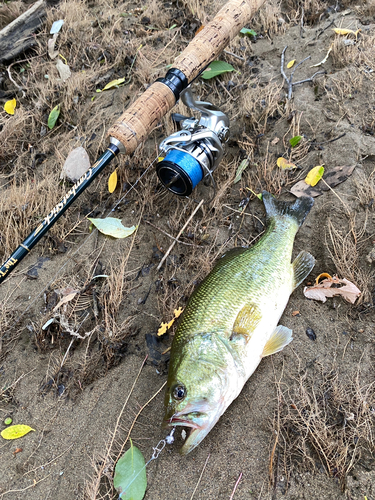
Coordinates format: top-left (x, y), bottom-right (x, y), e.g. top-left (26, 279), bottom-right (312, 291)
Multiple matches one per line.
top-left (262, 191), bottom-right (314, 227)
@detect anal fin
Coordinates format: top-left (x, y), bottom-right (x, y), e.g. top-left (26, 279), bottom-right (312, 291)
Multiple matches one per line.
top-left (293, 250), bottom-right (315, 289)
top-left (230, 303), bottom-right (262, 343)
top-left (262, 325), bottom-right (293, 357)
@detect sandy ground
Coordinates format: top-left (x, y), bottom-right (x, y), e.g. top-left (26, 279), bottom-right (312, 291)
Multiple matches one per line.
top-left (0, 0), bottom-right (374, 499)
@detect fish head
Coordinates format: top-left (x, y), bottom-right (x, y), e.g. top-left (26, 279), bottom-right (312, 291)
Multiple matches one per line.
top-left (163, 333), bottom-right (236, 455)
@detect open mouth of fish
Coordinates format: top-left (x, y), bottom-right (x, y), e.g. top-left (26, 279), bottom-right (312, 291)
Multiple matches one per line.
top-left (163, 414), bottom-right (206, 454)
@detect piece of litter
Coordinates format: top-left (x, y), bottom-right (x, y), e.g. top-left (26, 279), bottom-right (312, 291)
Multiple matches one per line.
top-left (50, 19), bottom-right (64, 34)
top-left (181, 429), bottom-right (187, 441)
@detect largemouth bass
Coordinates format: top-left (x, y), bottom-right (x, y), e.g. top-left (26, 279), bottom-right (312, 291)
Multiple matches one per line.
top-left (163, 191), bottom-right (315, 455)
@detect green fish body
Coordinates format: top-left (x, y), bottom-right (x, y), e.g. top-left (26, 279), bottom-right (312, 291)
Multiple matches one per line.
top-left (163, 192), bottom-right (315, 454)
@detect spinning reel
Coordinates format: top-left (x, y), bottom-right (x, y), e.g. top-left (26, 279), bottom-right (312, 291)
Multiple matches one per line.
top-left (156, 87), bottom-right (230, 197)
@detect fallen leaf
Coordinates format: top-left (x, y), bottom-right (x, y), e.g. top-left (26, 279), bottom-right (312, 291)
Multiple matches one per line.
top-left (61, 146), bottom-right (91, 182)
top-left (53, 291), bottom-right (79, 312)
top-left (48, 104), bottom-right (60, 130)
top-left (304, 276), bottom-right (361, 304)
top-left (287, 59), bottom-right (296, 68)
top-left (289, 135), bottom-right (302, 147)
top-left (201, 61), bottom-right (235, 80)
top-left (1, 425), bottom-right (35, 440)
top-left (4, 98), bottom-right (16, 115)
top-left (158, 307), bottom-right (184, 336)
top-left (157, 323), bottom-right (169, 336)
top-left (13, 448), bottom-right (23, 455)
top-left (56, 58), bottom-right (71, 81)
top-left (97, 78), bottom-right (126, 93)
top-left (290, 164), bottom-right (355, 197)
top-left (113, 439), bottom-right (147, 500)
top-left (48, 33), bottom-right (59, 59)
top-left (305, 165), bottom-right (324, 186)
top-left (108, 169), bottom-right (118, 193)
top-left (4, 417), bottom-right (12, 425)
top-left (277, 157), bottom-right (297, 170)
top-left (88, 218), bottom-right (137, 239)
top-left (240, 27), bottom-right (257, 37)
top-left (233, 159), bottom-right (249, 183)
top-left (333, 27), bottom-right (361, 39)
top-left (174, 307), bottom-right (183, 318)
top-left (50, 19), bottom-right (64, 34)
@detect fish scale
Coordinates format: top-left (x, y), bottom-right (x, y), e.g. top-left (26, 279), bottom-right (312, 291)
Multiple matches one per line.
top-left (163, 191), bottom-right (316, 455)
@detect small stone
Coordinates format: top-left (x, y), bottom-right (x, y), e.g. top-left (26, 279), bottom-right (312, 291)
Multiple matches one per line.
top-left (306, 327), bottom-right (316, 341)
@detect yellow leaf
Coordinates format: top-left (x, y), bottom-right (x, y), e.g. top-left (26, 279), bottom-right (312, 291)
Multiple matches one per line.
top-left (287, 59), bottom-right (295, 69)
top-left (277, 157), bottom-right (297, 170)
top-left (1, 425), bottom-right (35, 440)
top-left (157, 322), bottom-right (168, 336)
top-left (101, 78), bottom-right (126, 91)
top-left (4, 98), bottom-right (16, 115)
top-left (108, 169), bottom-right (117, 193)
top-left (174, 307), bottom-right (183, 318)
top-left (332, 28), bottom-right (361, 39)
top-left (167, 319), bottom-right (175, 329)
top-left (305, 165), bottom-right (325, 186)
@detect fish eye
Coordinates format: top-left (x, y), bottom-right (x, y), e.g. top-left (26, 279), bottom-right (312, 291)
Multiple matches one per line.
top-left (172, 384), bottom-right (186, 401)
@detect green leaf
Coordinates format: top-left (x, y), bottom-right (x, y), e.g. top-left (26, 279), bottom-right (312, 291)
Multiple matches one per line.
top-left (233, 159), bottom-right (249, 183)
top-left (201, 61), bottom-right (235, 80)
top-left (289, 135), bottom-right (302, 147)
top-left (48, 104), bottom-right (60, 130)
top-left (88, 218), bottom-right (137, 239)
top-left (114, 440), bottom-right (147, 500)
top-left (240, 27), bottom-right (257, 37)
top-left (1, 425), bottom-right (35, 440)
top-left (4, 417), bottom-right (12, 425)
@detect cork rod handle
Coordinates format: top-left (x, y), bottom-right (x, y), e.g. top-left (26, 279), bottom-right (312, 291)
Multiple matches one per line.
top-left (108, 0), bottom-right (266, 154)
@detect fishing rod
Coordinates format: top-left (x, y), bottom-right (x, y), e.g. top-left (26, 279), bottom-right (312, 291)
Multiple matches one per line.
top-left (0, 0), bottom-right (266, 285)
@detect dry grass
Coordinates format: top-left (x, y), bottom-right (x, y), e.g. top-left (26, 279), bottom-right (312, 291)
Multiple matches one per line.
top-left (272, 360), bottom-right (375, 490)
top-left (242, 80), bottom-right (284, 135)
top-left (326, 217), bottom-right (374, 304)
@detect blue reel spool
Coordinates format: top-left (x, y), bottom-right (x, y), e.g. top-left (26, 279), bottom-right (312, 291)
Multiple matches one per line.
top-left (156, 149), bottom-right (204, 196)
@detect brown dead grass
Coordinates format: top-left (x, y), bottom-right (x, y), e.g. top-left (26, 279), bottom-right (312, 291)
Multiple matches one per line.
top-left (272, 359), bottom-right (375, 490)
top-left (326, 217), bottom-right (374, 305)
top-left (242, 80), bottom-right (284, 135)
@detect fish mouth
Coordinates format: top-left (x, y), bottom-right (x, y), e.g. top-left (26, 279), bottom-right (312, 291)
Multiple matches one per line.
top-left (163, 413), bottom-right (212, 455)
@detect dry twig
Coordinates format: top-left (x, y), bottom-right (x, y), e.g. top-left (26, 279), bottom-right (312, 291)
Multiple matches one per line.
top-left (280, 46), bottom-right (325, 99)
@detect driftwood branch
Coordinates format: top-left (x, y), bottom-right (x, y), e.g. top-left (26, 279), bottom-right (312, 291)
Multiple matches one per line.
top-left (281, 46), bottom-right (326, 100)
top-left (0, 0), bottom-right (46, 63)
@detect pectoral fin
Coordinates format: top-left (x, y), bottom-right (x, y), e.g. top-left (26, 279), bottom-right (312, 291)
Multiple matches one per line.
top-left (262, 325), bottom-right (293, 357)
top-left (292, 251), bottom-right (315, 289)
top-left (230, 303), bottom-right (262, 343)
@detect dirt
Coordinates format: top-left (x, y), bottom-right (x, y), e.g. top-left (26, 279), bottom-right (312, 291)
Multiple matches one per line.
top-left (0, 0), bottom-right (375, 499)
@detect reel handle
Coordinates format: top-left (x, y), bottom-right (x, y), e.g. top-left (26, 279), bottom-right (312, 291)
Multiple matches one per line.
top-left (108, 0), bottom-right (265, 154)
